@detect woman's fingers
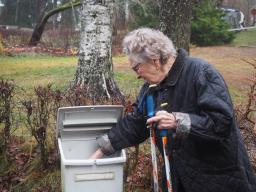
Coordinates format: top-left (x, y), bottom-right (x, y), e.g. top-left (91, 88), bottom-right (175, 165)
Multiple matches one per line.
top-left (146, 110), bottom-right (177, 129)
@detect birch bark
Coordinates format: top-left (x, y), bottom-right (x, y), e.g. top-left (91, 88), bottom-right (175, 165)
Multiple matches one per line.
top-left (74, 0), bottom-right (123, 102)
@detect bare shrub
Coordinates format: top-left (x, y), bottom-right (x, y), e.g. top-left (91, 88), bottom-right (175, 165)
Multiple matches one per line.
top-left (0, 27), bottom-right (32, 47)
top-left (64, 83), bottom-right (125, 106)
top-left (0, 79), bottom-right (155, 190)
top-left (42, 28), bottom-right (80, 49)
top-left (124, 142), bottom-right (164, 192)
top-left (0, 79), bottom-right (15, 158)
top-left (22, 84), bottom-right (63, 169)
top-left (0, 26), bottom-right (80, 50)
top-left (235, 59), bottom-right (256, 171)
top-left (0, 34), bottom-right (4, 54)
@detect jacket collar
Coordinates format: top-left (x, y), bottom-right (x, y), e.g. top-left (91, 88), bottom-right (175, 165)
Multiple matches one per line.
top-left (160, 48), bottom-right (187, 87)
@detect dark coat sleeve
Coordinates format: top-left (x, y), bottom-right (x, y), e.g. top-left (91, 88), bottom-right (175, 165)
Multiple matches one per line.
top-left (108, 84), bottom-right (150, 151)
top-left (189, 64), bottom-right (234, 142)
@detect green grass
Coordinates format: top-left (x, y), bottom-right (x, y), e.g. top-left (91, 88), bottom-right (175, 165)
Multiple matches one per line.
top-left (0, 54), bottom-right (142, 95)
top-left (113, 55), bottom-right (127, 63)
top-left (0, 54), bottom-right (77, 91)
top-left (115, 71), bottom-right (143, 96)
top-left (232, 29), bottom-right (256, 47)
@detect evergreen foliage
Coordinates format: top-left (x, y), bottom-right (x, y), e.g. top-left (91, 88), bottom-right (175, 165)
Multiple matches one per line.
top-left (191, 1), bottom-right (235, 46)
top-left (128, 0), bottom-right (159, 30)
top-left (128, 0), bottom-right (235, 46)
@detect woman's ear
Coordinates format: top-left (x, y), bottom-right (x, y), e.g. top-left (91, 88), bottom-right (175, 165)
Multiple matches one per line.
top-left (153, 59), bottom-right (161, 71)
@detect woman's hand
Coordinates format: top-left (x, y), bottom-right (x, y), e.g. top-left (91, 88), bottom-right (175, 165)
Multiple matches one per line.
top-left (146, 110), bottom-right (177, 130)
top-left (89, 148), bottom-right (104, 159)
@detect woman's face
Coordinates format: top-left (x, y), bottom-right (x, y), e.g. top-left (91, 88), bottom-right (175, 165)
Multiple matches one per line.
top-left (129, 57), bottom-right (164, 84)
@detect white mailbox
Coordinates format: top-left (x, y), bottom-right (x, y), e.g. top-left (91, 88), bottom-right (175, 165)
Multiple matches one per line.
top-left (57, 105), bottom-right (126, 192)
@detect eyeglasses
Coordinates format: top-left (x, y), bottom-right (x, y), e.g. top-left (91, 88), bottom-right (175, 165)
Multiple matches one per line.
top-left (131, 62), bottom-right (141, 72)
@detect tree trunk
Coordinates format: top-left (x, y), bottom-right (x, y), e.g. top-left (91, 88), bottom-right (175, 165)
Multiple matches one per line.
top-left (35, 0), bottom-right (48, 24)
top-left (0, 0), bottom-right (15, 25)
top-left (60, 0), bottom-right (74, 28)
top-left (29, 1), bottom-right (81, 46)
top-left (74, 0), bottom-right (123, 103)
top-left (15, 0), bottom-right (20, 26)
top-left (52, 0), bottom-right (58, 30)
top-left (113, 0), bottom-right (128, 32)
top-left (29, 19), bottom-right (48, 46)
top-left (159, 0), bottom-right (195, 52)
top-left (29, 0), bottom-right (48, 46)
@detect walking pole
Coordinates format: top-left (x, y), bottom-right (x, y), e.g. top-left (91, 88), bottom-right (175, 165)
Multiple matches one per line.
top-left (160, 103), bottom-right (173, 192)
top-left (146, 84), bottom-right (159, 192)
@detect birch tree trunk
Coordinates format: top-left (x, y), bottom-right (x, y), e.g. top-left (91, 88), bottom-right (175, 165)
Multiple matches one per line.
top-left (74, 0), bottom-right (123, 102)
top-left (159, 0), bottom-right (196, 52)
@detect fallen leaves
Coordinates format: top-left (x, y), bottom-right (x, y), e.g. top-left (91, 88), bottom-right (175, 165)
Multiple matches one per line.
top-left (3, 44), bottom-right (78, 56)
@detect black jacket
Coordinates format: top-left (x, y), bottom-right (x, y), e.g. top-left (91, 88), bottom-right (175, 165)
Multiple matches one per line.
top-left (107, 49), bottom-right (256, 192)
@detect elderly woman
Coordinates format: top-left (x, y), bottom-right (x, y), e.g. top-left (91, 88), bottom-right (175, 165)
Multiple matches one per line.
top-left (91, 28), bottom-right (256, 192)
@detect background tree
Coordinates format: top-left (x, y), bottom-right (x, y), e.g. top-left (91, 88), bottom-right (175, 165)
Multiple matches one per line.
top-left (128, 0), bottom-right (235, 48)
top-left (29, 0), bottom-right (81, 46)
top-left (35, 0), bottom-right (48, 24)
top-left (128, 0), bottom-right (159, 30)
top-left (159, 0), bottom-right (198, 52)
top-left (0, 0), bottom-right (48, 28)
top-left (191, 0), bottom-right (235, 46)
top-left (17, 0), bottom-right (37, 27)
top-left (113, 0), bottom-right (130, 35)
top-left (0, 0), bottom-right (17, 25)
top-left (52, 0), bottom-right (58, 30)
top-left (73, 0), bottom-right (123, 102)
top-left (0, 0), bottom-right (81, 46)
top-left (60, 0), bottom-right (76, 29)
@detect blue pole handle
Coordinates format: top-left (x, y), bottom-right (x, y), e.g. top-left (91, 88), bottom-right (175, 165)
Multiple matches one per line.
top-left (146, 95), bottom-right (154, 118)
top-left (160, 129), bottom-right (168, 137)
top-left (146, 94), bottom-right (168, 136)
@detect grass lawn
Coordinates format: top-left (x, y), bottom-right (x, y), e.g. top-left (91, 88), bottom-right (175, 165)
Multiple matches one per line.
top-left (0, 53), bottom-right (144, 96)
top-left (190, 46), bottom-right (255, 103)
top-left (0, 47), bottom-right (255, 103)
top-left (232, 29), bottom-right (256, 47)
top-left (0, 54), bottom-right (77, 91)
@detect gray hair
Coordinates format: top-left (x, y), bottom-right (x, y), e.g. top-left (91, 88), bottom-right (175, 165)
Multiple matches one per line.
top-left (122, 28), bottom-right (177, 65)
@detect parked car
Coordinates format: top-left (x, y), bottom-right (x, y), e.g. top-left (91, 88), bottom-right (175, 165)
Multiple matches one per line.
top-left (220, 7), bottom-right (245, 29)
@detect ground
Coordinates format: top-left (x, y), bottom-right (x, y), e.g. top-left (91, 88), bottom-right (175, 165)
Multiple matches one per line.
top-left (191, 46), bottom-right (255, 92)
top-left (114, 45), bottom-right (256, 102)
